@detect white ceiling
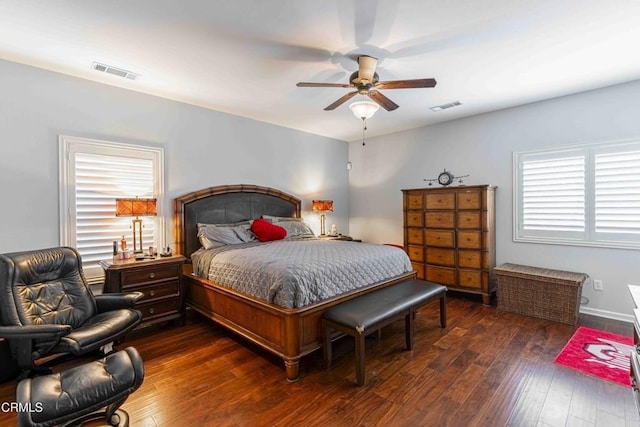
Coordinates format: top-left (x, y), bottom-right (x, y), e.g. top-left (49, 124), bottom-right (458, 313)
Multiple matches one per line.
top-left (2, 0), bottom-right (640, 142)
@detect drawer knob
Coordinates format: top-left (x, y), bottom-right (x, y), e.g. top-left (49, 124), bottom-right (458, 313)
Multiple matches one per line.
top-left (149, 308), bottom-right (155, 314)
top-left (149, 273), bottom-right (155, 279)
top-left (149, 290), bottom-right (155, 297)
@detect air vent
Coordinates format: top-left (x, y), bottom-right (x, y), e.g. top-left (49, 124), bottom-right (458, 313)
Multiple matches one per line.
top-left (91, 62), bottom-right (140, 81)
top-left (430, 100), bottom-right (461, 112)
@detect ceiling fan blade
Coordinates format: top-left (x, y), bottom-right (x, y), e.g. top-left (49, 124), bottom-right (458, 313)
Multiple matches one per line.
top-left (324, 91), bottom-right (358, 111)
top-left (375, 78), bottom-right (437, 89)
top-left (367, 90), bottom-right (399, 111)
top-left (297, 82), bottom-right (353, 88)
top-left (357, 56), bottom-right (378, 82)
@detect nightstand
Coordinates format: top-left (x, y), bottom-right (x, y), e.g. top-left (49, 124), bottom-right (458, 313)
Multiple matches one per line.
top-left (100, 255), bottom-right (186, 329)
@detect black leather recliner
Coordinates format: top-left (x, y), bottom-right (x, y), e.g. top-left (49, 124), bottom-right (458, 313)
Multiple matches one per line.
top-left (0, 246), bottom-right (143, 374)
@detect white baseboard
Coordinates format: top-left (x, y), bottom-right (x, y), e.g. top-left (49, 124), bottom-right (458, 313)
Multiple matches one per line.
top-left (579, 306), bottom-right (633, 324)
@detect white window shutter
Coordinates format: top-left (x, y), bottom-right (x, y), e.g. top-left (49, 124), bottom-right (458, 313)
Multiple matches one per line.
top-left (515, 140), bottom-right (640, 249)
top-left (59, 136), bottom-right (164, 283)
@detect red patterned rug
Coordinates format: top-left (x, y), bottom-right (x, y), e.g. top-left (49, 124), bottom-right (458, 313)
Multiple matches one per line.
top-left (554, 326), bottom-right (634, 387)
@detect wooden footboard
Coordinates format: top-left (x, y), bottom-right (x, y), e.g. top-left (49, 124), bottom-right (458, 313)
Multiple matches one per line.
top-left (183, 266), bottom-right (416, 381)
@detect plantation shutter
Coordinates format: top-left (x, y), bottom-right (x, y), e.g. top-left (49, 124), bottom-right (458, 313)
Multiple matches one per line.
top-left (60, 136), bottom-right (163, 283)
top-left (594, 146), bottom-right (640, 240)
top-left (519, 150), bottom-right (586, 240)
top-left (515, 140), bottom-right (640, 249)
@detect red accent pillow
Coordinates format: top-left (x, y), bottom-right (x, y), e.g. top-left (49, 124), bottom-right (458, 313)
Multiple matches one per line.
top-left (251, 218), bottom-right (287, 242)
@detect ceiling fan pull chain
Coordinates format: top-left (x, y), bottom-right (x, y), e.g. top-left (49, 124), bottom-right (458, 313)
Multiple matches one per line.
top-left (362, 118), bottom-right (367, 146)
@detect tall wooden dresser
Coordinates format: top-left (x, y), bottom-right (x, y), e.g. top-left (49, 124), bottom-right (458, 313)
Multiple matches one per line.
top-left (402, 185), bottom-right (496, 305)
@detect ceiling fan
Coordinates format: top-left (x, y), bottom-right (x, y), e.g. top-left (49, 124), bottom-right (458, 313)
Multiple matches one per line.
top-left (296, 55), bottom-right (437, 112)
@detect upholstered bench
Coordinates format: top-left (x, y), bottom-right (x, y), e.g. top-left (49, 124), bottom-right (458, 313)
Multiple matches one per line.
top-left (16, 347), bottom-right (144, 427)
top-left (322, 279), bottom-right (447, 386)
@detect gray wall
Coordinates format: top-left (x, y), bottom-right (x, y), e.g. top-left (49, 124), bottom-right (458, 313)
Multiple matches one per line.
top-left (348, 79), bottom-right (640, 321)
top-left (0, 59), bottom-right (349, 253)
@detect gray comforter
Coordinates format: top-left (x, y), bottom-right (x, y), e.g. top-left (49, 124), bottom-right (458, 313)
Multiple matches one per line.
top-left (191, 238), bottom-right (413, 308)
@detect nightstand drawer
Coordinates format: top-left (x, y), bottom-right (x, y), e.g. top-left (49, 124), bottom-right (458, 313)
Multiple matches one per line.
top-left (121, 264), bottom-right (180, 287)
top-left (137, 298), bottom-right (180, 320)
top-left (137, 281), bottom-right (180, 302)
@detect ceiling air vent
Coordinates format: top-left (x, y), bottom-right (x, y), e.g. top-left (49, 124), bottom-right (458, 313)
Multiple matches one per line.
top-left (430, 100), bottom-right (461, 112)
top-left (91, 62), bottom-right (140, 81)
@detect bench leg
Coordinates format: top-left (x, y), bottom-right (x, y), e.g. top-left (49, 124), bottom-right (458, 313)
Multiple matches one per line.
top-left (405, 310), bottom-right (414, 350)
top-left (322, 319), bottom-right (332, 369)
top-left (356, 331), bottom-right (366, 386)
top-left (439, 294), bottom-right (447, 328)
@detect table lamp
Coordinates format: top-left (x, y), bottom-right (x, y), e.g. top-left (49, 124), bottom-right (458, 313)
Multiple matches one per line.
top-left (312, 200), bottom-right (333, 236)
top-left (115, 197), bottom-right (157, 253)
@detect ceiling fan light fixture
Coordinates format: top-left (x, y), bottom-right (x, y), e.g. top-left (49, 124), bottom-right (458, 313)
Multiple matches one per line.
top-left (349, 101), bottom-right (380, 120)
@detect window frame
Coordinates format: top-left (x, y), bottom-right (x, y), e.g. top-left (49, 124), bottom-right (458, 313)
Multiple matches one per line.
top-left (513, 138), bottom-right (640, 250)
top-left (59, 135), bottom-right (165, 282)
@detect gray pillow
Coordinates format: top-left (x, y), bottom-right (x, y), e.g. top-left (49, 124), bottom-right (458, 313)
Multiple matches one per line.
top-left (197, 222), bottom-right (255, 249)
top-left (278, 220), bottom-right (315, 238)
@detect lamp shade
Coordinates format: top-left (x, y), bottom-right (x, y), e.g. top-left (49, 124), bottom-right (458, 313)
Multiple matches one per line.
top-left (349, 101), bottom-right (380, 120)
top-left (312, 200), bottom-right (333, 212)
top-left (115, 198), bottom-right (157, 217)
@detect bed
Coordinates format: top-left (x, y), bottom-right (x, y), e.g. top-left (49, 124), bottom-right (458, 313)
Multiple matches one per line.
top-left (174, 184), bottom-right (416, 381)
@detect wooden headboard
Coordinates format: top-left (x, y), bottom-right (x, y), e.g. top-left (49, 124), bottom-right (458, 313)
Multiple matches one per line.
top-left (173, 184), bottom-right (301, 259)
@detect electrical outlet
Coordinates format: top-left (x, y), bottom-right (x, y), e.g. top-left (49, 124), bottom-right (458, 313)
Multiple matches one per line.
top-left (593, 279), bottom-right (603, 291)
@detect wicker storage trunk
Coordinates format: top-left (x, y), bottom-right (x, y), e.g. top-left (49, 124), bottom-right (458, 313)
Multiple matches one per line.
top-left (494, 263), bottom-right (588, 325)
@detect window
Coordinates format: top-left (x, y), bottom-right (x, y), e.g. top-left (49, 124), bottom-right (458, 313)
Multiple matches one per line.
top-left (514, 139), bottom-right (640, 249)
top-left (59, 136), bottom-right (164, 283)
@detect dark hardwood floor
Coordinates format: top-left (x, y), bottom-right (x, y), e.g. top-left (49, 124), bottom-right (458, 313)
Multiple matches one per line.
top-left (0, 295), bottom-right (638, 427)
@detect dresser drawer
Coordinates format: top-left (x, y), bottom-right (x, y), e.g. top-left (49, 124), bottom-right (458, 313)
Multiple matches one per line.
top-left (425, 230), bottom-right (455, 247)
top-left (425, 212), bottom-right (455, 229)
top-left (406, 212), bottom-right (423, 227)
top-left (458, 269), bottom-right (483, 289)
top-left (137, 298), bottom-right (181, 320)
top-left (425, 193), bottom-right (455, 209)
top-left (121, 264), bottom-right (180, 287)
top-left (457, 191), bottom-right (482, 209)
top-left (426, 248), bottom-right (456, 267)
top-left (407, 245), bottom-right (424, 262)
top-left (457, 211), bottom-right (481, 229)
top-left (406, 192), bottom-right (424, 210)
top-left (457, 231), bottom-right (482, 249)
top-left (136, 281), bottom-right (180, 302)
top-left (406, 228), bottom-right (424, 245)
top-left (426, 266), bottom-right (456, 285)
top-left (458, 250), bottom-right (483, 269)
